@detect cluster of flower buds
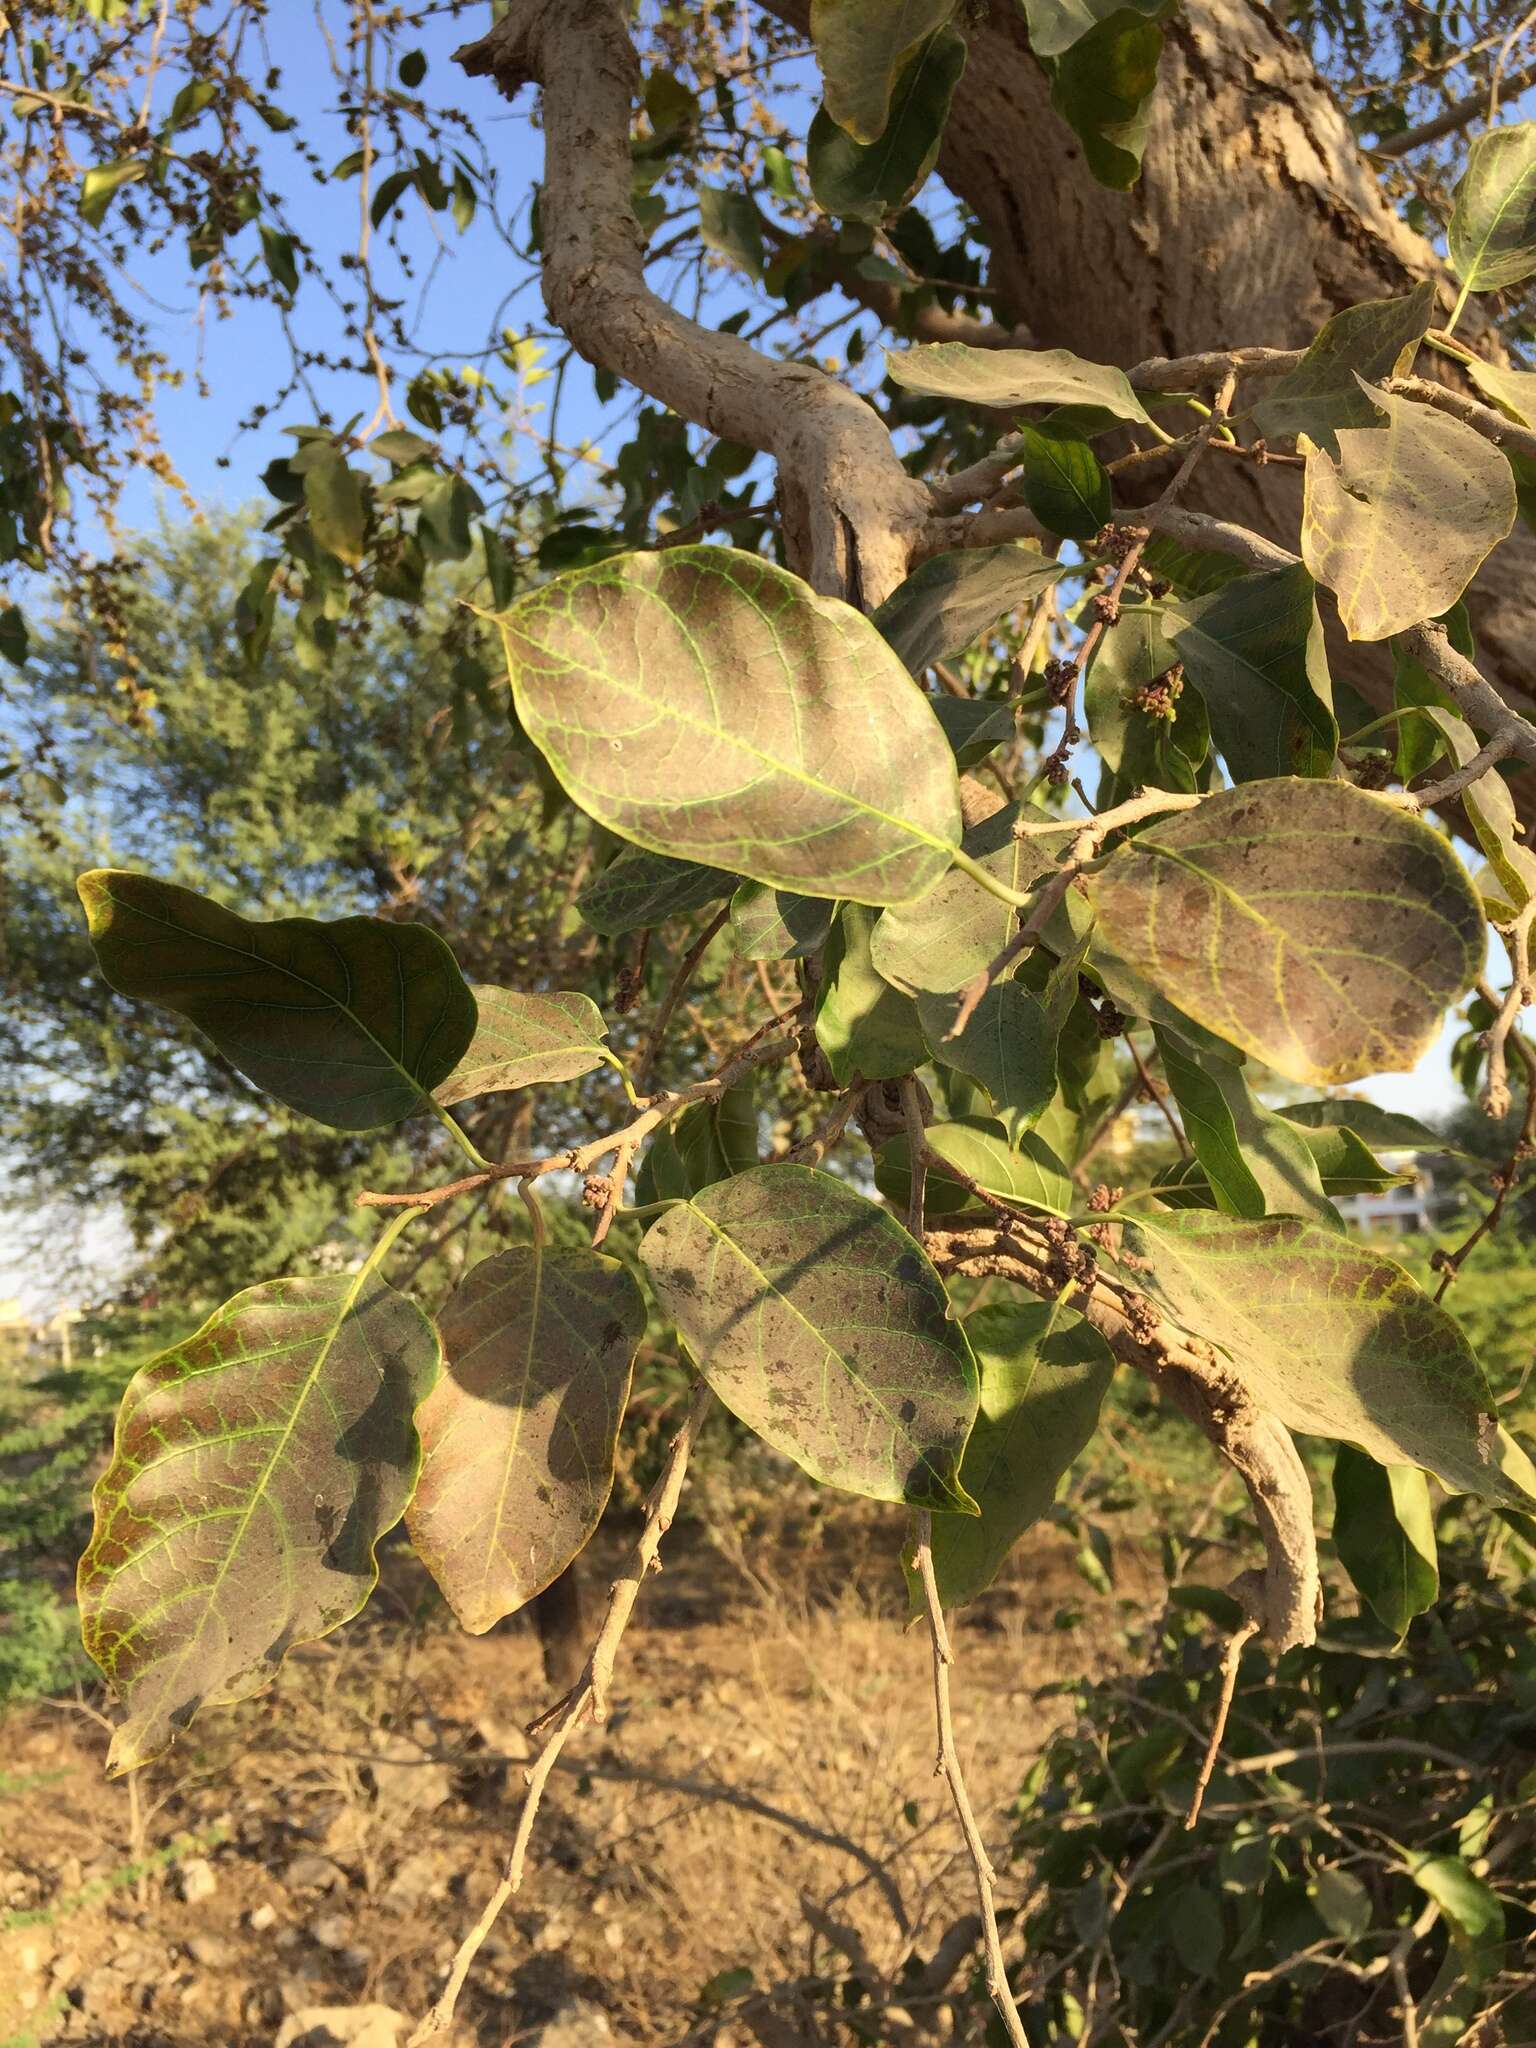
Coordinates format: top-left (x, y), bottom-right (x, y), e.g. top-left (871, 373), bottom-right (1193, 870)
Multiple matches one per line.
top-left (1127, 663), bottom-right (1184, 723)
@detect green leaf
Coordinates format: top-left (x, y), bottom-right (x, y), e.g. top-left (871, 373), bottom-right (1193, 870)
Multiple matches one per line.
top-left (635, 1081), bottom-right (758, 1203)
top-left (79, 1269), bottom-right (439, 1773)
top-left (1020, 0), bottom-right (1164, 57)
top-left (885, 341), bottom-right (1153, 425)
top-left (1251, 284), bottom-right (1435, 454)
top-left (1408, 1854), bottom-right (1505, 1980)
top-left (698, 185), bottom-right (765, 280)
top-left (0, 603), bottom-right (28, 669)
top-left (816, 902), bottom-right (930, 1084)
top-left (259, 222), bottom-right (298, 296)
top-left (1167, 564), bottom-right (1337, 782)
top-left (1119, 1212), bottom-right (1525, 1505)
top-left (872, 801), bottom-right (1058, 996)
top-left (1084, 606), bottom-right (1208, 790)
top-left (576, 849), bottom-right (737, 937)
top-left (808, 24), bottom-right (966, 222)
top-left (933, 697), bottom-right (1016, 768)
top-left (1332, 1444), bottom-right (1438, 1639)
top-left (914, 1300), bottom-right (1112, 1608)
top-left (873, 545), bottom-right (1064, 675)
top-left (1450, 121), bottom-right (1536, 294)
top-left (809, 0), bottom-right (958, 142)
top-left (1154, 1029), bottom-right (1336, 1224)
top-left (1083, 778), bottom-right (1484, 1085)
top-left (1277, 1098), bottom-right (1443, 1150)
top-left (406, 1245), bottom-right (645, 1634)
top-left (1300, 384), bottom-right (1515, 642)
top-left (729, 881), bottom-right (833, 960)
top-left (1154, 1122), bottom-right (1408, 1207)
top-left (1046, 11), bottom-right (1164, 190)
top-left (80, 157), bottom-right (147, 225)
top-left (302, 446), bottom-right (368, 566)
top-left (640, 1164), bottom-right (979, 1512)
top-left (918, 982), bottom-right (1060, 1130)
top-left (433, 987), bottom-right (610, 1108)
top-left (1464, 355), bottom-right (1536, 427)
top-left (1310, 1866), bottom-right (1373, 1942)
top-left (398, 47), bottom-right (427, 87)
top-left (77, 870), bottom-right (477, 1130)
top-left (499, 546), bottom-right (962, 905)
top-left (1019, 422), bottom-right (1111, 541)
top-left (876, 1117), bottom-right (1075, 1216)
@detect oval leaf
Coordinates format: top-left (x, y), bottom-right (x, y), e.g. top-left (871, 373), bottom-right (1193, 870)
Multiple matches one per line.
top-left (1083, 779), bottom-right (1484, 1085)
top-left (499, 547), bottom-right (962, 905)
top-left (808, 23), bottom-right (966, 222)
top-left (885, 341), bottom-right (1153, 425)
top-left (406, 1245), bottom-right (646, 1634)
top-left (872, 802), bottom-right (1058, 997)
top-left (809, 0), bottom-right (957, 141)
top-left (1450, 121), bottom-right (1536, 294)
top-left (729, 881), bottom-right (833, 960)
top-left (873, 544), bottom-right (1063, 676)
top-left (876, 1117), bottom-right (1075, 1217)
top-left (577, 849), bottom-right (737, 937)
top-left (1250, 284), bottom-right (1435, 454)
top-left (434, 987), bottom-right (610, 1107)
top-left (77, 870), bottom-right (477, 1130)
top-left (1332, 1444), bottom-right (1438, 1639)
top-left (79, 1271), bottom-right (439, 1773)
top-left (640, 1163), bottom-right (979, 1511)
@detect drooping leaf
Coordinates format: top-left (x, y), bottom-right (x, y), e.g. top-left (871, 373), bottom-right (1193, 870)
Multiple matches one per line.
top-left (1154, 1029), bottom-right (1336, 1224)
top-left (80, 156), bottom-right (147, 225)
top-left (302, 445), bottom-right (368, 566)
top-left (1046, 11), bottom-right (1165, 191)
top-left (809, 0), bottom-right (958, 141)
top-left (1020, 0), bottom-right (1164, 58)
top-left (1391, 643), bottom-right (1536, 909)
top-left (1018, 421), bottom-right (1111, 541)
top-left (1408, 1854), bottom-right (1506, 1980)
top-left (1449, 120), bottom-right (1536, 295)
top-left (915, 1300), bottom-right (1113, 1609)
top-left (872, 802), bottom-right (1057, 996)
top-left (576, 849), bottom-right (737, 937)
top-left (406, 1245), bottom-right (646, 1634)
top-left (259, 222), bottom-right (299, 296)
top-left (932, 696), bottom-right (1017, 768)
top-left (1277, 1098), bottom-right (1443, 1150)
top-left (79, 1270), bottom-right (440, 1773)
top-left (635, 1081), bottom-right (759, 1203)
top-left (1119, 1212), bottom-right (1526, 1505)
top-left (698, 184), bottom-right (765, 280)
top-left (729, 880), bottom-right (833, 960)
top-left (816, 902), bottom-right (930, 1084)
top-left (808, 25), bottom-right (966, 222)
top-left (434, 987), bottom-right (610, 1108)
top-left (498, 547), bottom-right (962, 905)
top-left (1250, 284), bottom-right (1435, 454)
top-left (885, 341), bottom-right (1153, 425)
top-left (873, 545), bottom-right (1064, 675)
top-left (876, 1116), bottom-right (1075, 1216)
top-left (1154, 1122), bottom-right (1409, 1207)
top-left (1166, 564), bottom-right (1337, 782)
top-left (1083, 779), bottom-right (1484, 1084)
top-left (640, 1164), bottom-right (979, 1512)
top-left (77, 870), bottom-right (477, 1130)
top-left (1084, 606), bottom-right (1209, 791)
top-left (1332, 1444), bottom-right (1438, 1639)
top-left (1299, 385), bottom-right (1515, 641)
top-left (918, 982), bottom-right (1060, 1129)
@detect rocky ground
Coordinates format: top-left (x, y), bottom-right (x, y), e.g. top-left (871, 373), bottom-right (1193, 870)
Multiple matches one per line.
top-left (0, 1493), bottom-right (1161, 2048)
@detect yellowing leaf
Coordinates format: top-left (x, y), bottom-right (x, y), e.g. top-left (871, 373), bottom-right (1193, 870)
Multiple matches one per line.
top-left (884, 341), bottom-right (1153, 424)
top-left (809, 0), bottom-right (958, 142)
top-left (433, 987), bottom-right (611, 1107)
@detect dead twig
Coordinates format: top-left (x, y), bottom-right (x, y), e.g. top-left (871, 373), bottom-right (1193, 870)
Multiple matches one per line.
top-left (1184, 1617), bottom-right (1259, 1829)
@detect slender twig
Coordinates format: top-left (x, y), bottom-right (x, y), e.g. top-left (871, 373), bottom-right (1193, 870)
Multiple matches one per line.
top-left (1433, 977), bottom-right (1536, 1299)
top-left (635, 902), bottom-right (731, 1092)
top-left (1184, 1617), bottom-right (1259, 1829)
top-left (911, 1513), bottom-right (1031, 2048)
top-left (900, 1076), bottom-right (928, 1239)
top-left (407, 1381), bottom-right (714, 2044)
top-left (1128, 1035), bottom-right (1189, 1155)
top-left (1371, 57), bottom-right (1536, 154)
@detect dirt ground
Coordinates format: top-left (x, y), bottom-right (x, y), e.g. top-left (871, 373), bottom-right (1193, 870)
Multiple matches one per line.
top-left (0, 1493), bottom-right (1162, 2048)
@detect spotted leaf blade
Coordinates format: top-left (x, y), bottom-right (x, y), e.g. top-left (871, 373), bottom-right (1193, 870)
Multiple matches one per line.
top-left (641, 1163), bottom-right (979, 1512)
top-left (406, 1246), bottom-right (646, 1634)
top-left (80, 1273), bottom-right (440, 1774)
top-left (498, 546), bottom-right (962, 906)
top-left (434, 987), bottom-right (610, 1107)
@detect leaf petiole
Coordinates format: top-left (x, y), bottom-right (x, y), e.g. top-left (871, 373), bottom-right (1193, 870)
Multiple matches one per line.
top-left (428, 1095), bottom-right (496, 1171)
top-left (950, 847), bottom-right (1035, 908)
top-left (600, 1048), bottom-right (645, 1107)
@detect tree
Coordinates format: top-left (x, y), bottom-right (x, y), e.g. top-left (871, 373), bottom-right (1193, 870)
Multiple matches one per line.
top-left (9, 3), bottom-right (1536, 2041)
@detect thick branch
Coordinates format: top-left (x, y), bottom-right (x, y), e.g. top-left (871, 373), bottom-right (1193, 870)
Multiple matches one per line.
top-left (457, 1), bottom-right (928, 603)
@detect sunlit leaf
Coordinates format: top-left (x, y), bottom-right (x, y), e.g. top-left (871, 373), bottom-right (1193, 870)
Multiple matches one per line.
top-left (1019, 421), bottom-right (1110, 541)
top-left (1019, 0), bottom-right (1163, 57)
top-left (1046, 11), bottom-right (1164, 190)
top-left (1250, 284), bottom-right (1435, 453)
top-left (1166, 564), bottom-right (1337, 781)
top-left (302, 445), bottom-right (368, 566)
top-left (809, 0), bottom-right (958, 142)
top-left (1119, 1212), bottom-right (1527, 1504)
top-left (728, 881), bottom-right (833, 960)
top-left (1465, 355), bottom-right (1536, 426)
top-left (577, 849), bottom-right (737, 937)
top-left (434, 987), bottom-right (610, 1108)
top-left (406, 1245), bottom-right (646, 1634)
top-left (1277, 1098), bottom-right (1443, 1150)
top-left (1332, 1444), bottom-right (1438, 1639)
top-left (1408, 1854), bottom-right (1505, 1980)
top-left (78, 870), bottom-right (477, 1130)
top-left (808, 24), bottom-right (966, 222)
top-left (885, 341), bottom-right (1153, 424)
top-left (872, 801), bottom-right (1057, 996)
top-left (1084, 779), bottom-right (1484, 1084)
top-left (1154, 1029), bottom-right (1335, 1224)
top-left (873, 545), bottom-right (1063, 675)
top-left (1391, 643), bottom-right (1536, 909)
top-left (640, 1163), bottom-right (979, 1511)
top-left (876, 1115), bottom-right (1075, 1217)
top-left (1449, 120), bottom-right (1536, 294)
top-left (80, 156), bottom-right (147, 225)
top-left (498, 547), bottom-right (962, 905)
top-left (80, 1270), bottom-right (439, 1773)
top-left (1299, 384), bottom-right (1515, 641)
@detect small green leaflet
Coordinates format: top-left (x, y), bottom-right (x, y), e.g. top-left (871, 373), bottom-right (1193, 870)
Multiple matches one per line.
top-left (640, 1163), bottom-right (979, 1512)
top-left (1300, 384), bottom-right (1515, 642)
top-left (1332, 1444), bottom-right (1438, 1639)
top-left (815, 903), bottom-right (930, 1084)
top-left (80, 1270), bottom-right (439, 1773)
top-left (1166, 564), bottom-right (1337, 782)
top-left (1046, 10), bottom-right (1165, 191)
top-left (914, 1299), bottom-right (1113, 1609)
top-left (872, 801), bottom-right (1058, 996)
top-left (1408, 1852), bottom-right (1506, 1982)
top-left (885, 341), bottom-right (1153, 424)
top-left (729, 881), bottom-right (833, 960)
top-left (406, 1245), bottom-right (646, 1634)
top-left (1019, 422), bottom-right (1110, 541)
top-left (635, 1081), bottom-right (758, 1202)
top-left (1250, 285), bottom-right (1435, 454)
top-left (873, 545), bottom-right (1064, 675)
top-left (1019, 0), bottom-right (1164, 59)
top-left (698, 185), bottom-right (765, 280)
top-left (301, 445), bottom-right (368, 566)
top-left (77, 870), bottom-right (477, 1131)
top-left (1153, 1029), bottom-right (1335, 1225)
top-left (80, 156), bottom-right (147, 225)
top-left (498, 547), bottom-right (962, 906)
top-left (809, 0), bottom-right (958, 142)
top-left (875, 1116), bottom-right (1075, 1217)
top-left (1119, 1212), bottom-right (1528, 1506)
top-left (577, 850), bottom-right (737, 937)
top-left (433, 987), bottom-right (610, 1107)
top-left (1084, 779), bottom-right (1484, 1085)
top-left (1449, 121), bottom-right (1536, 295)
top-left (808, 24), bottom-right (966, 223)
